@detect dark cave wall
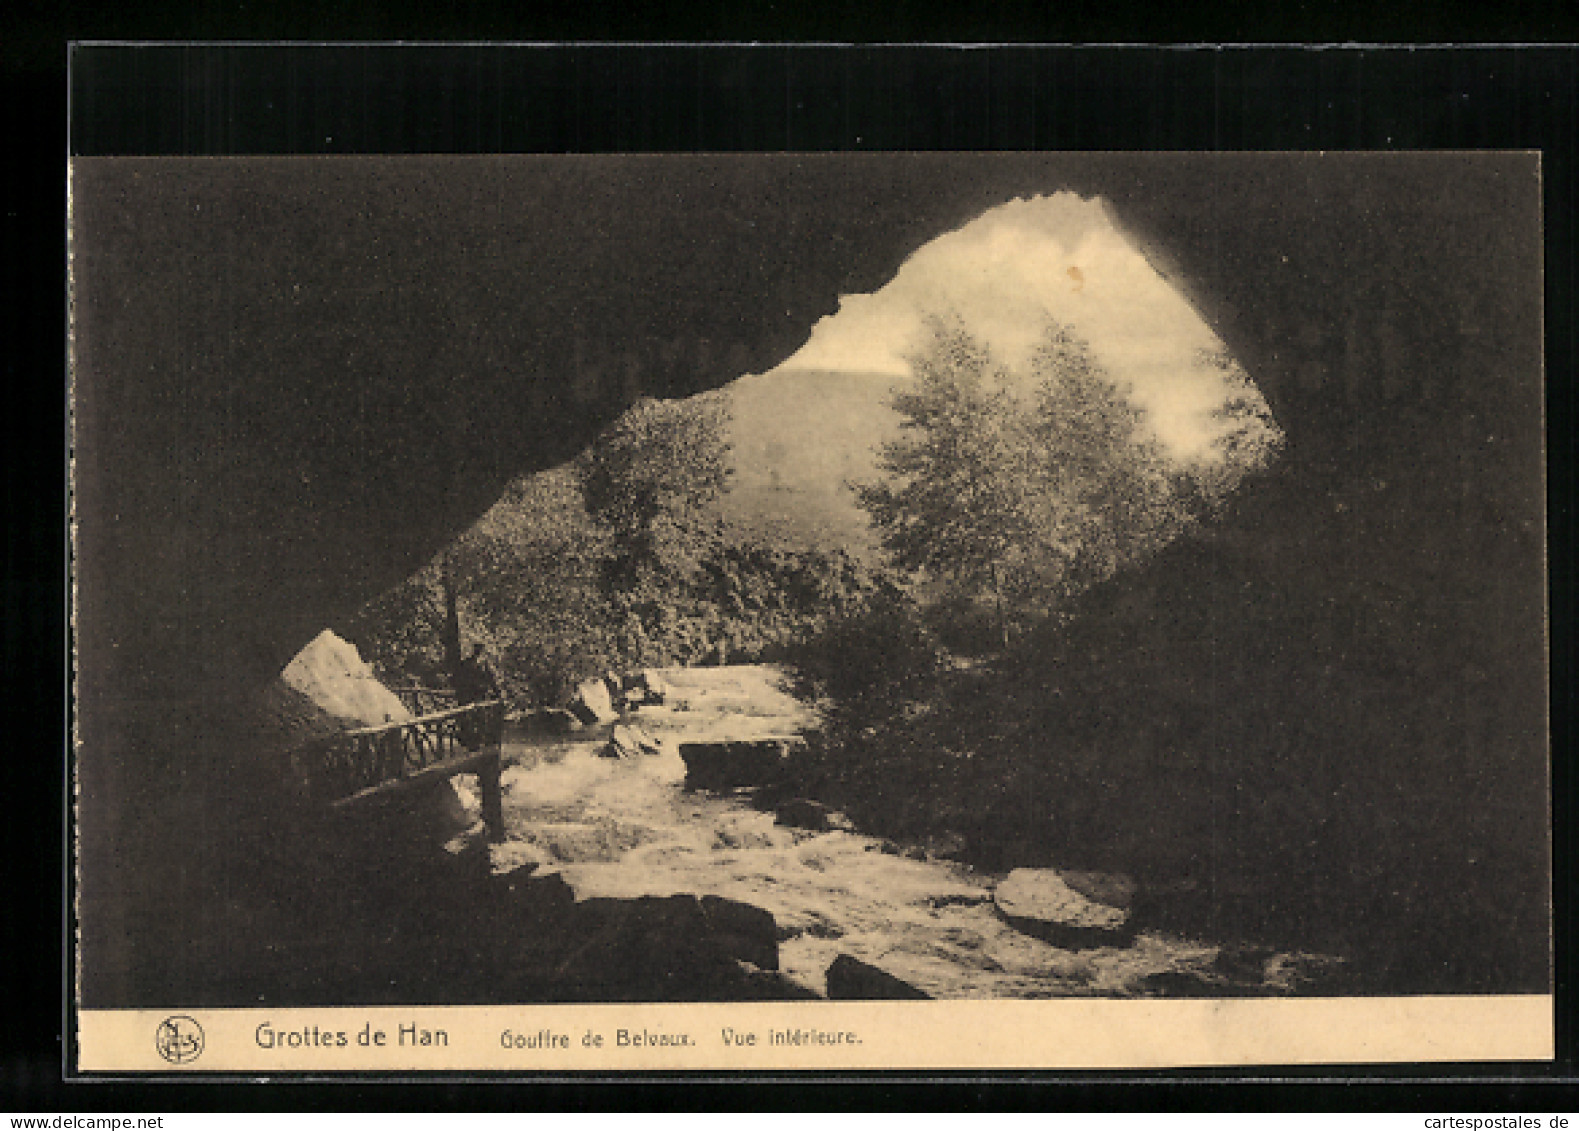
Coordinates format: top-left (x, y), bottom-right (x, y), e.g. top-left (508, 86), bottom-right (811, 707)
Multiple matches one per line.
top-left (1061, 157), bottom-right (1548, 990)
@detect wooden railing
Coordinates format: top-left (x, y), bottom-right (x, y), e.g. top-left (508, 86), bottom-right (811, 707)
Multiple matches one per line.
top-left (388, 684), bottom-right (459, 716)
top-left (312, 700), bottom-right (506, 839)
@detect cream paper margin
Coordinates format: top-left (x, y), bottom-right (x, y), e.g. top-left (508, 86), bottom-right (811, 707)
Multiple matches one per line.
top-left (79, 996), bottom-right (1554, 1072)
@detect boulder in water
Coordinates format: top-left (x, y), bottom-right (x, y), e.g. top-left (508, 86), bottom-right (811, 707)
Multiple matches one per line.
top-left (568, 677), bottom-right (619, 725)
top-left (1212, 944), bottom-right (1276, 982)
top-left (678, 737), bottom-right (802, 791)
top-left (1059, 869), bottom-right (1138, 909)
top-left (773, 797), bottom-right (855, 833)
top-left (604, 723), bottom-right (663, 759)
top-left (622, 669), bottom-right (670, 707)
top-left (824, 954), bottom-right (931, 999)
top-left (993, 868), bottom-right (1138, 950)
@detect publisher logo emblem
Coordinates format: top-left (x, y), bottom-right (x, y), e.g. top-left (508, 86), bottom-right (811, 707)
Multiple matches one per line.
top-left (155, 1015), bottom-right (204, 1065)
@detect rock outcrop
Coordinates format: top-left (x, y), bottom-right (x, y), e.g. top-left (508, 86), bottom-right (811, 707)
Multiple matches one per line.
top-left (568, 677), bottom-right (619, 726)
top-left (278, 630), bottom-right (471, 835)
top-left (543, 893), bottom-right (783, 1001)
top-left (993, 868), bottom-right (1138, 950)
top-left (280, 629), bottom-right (412, 729)
top-left (678, 738), bottom-right (803, 792)
top-left (604, 723), bottom-right (663, 759)
top-left (824, 954), bottom-right (931, 1000)
top-left (625, 669), bottom-right (670, 708)
top-left (773, 797), bottom-right (855, 834)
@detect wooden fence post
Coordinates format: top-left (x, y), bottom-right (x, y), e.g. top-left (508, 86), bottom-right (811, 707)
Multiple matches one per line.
top-left (478, 752), bottom-right (504, 842)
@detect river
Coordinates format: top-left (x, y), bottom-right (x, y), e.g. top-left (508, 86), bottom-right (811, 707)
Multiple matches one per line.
top-left (455, 664), bottom-right (1338, 999)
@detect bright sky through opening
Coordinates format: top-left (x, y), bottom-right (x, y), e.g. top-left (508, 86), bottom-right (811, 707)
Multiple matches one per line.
top-left (780, 192), bottom-right (1271, 464)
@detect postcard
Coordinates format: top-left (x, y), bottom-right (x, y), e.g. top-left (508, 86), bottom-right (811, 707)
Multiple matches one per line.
top-left (68, 113), bottom-right (1552, 1071)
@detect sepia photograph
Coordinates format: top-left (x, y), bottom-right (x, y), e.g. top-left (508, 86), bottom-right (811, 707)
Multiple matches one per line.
top-left (69, 144), bottom-right (1551, 1069)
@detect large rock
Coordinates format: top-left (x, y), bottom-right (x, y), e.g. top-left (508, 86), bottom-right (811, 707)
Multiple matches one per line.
top-left (279, 630), bottom-right (472, 828)
top-left (548, 894), bottom-right (782, 1000)
top-left (623, 669), bottom-right (670, 708)
top-left (568, 677), bottom-right (619, 725)
top-left (604, 723), bottom-right (662, 759)
top-left (993, 868), bottom-right (1138, 950)
top-left (824, 954), bottom-right (931, 1000)
top-left (773, 797), bottom-right (855, 833)
top-left (280, 629), bottom-right (412, 728)
top-left (1059, 870), bottom-right (1139, 909)
top-left (253, 679), bottom-right (359, 764)
top-left (1212, 944), bottom-right (1276, 982)
top-left (678, 737), bottom-right (803, 791)
top-left (699, 894), bottom-right (779, 973)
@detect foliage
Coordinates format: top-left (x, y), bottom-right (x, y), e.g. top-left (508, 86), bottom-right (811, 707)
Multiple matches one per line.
top-left (599, 541), bottom-right (896, 671)
top-left (1026, 324), bottom-right (1190, 591)
top-left (340, 467), bottom-right (620, 704)
top-left (344, 391), bottom-right (905, 704)
top-left (780, 585), bottom-right (942, 706)
top-left (1176, 345), bottom-right (1286, 517)
top-left (853, 318), bottom-right (1278, 639)
top-left (576, 392), bottom-right (733, 590)
top-left (851, 322), bottom-right (1037, 623)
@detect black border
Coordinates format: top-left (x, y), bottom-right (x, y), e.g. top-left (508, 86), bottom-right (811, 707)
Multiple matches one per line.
top-left (13, 39), bottom-right (1578, 1109)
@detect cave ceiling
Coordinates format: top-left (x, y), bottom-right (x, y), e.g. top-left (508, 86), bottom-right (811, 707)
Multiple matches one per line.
top-left (71, 153), bottom-right (1542, 711)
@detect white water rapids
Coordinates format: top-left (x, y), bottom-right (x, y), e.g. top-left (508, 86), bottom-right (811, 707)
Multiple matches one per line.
top-left (449, 664), bottom-right (1336, 999)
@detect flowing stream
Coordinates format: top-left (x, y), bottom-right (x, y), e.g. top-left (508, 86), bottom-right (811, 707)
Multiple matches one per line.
top-left (456, 664), bottom-right (1337, 999)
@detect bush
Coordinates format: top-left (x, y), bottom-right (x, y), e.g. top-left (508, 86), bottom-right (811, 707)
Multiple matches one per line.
top-left (780, 588), bottom-right (942, 708)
